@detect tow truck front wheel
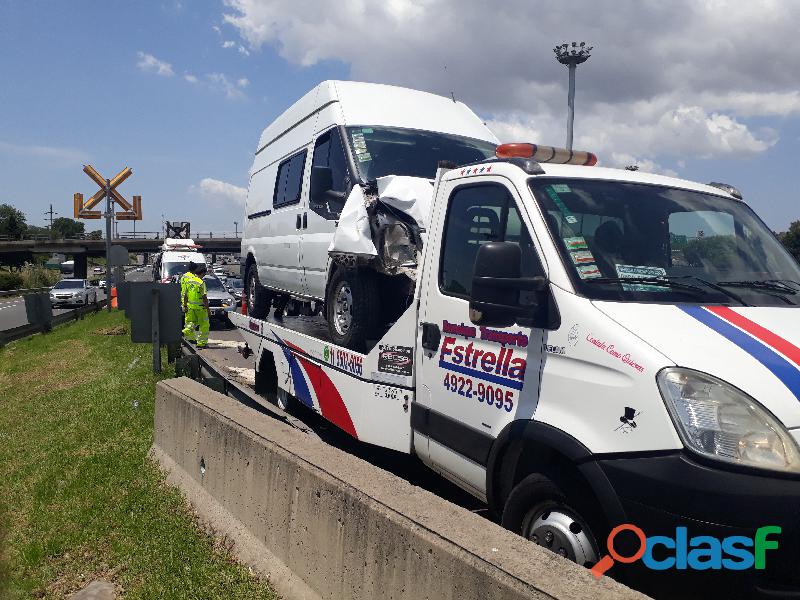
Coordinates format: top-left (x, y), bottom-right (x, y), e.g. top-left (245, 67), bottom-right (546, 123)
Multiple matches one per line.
top-left (326, 268), bottom-right (379, 352)
top-left (501, 474), bottom-right (600, 568)
top-left (246, 263), bottom-right (272, 320)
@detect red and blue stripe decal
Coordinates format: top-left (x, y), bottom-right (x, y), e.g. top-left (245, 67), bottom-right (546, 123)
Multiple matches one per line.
top-left (680, 305), bottom-right (800, 401)
top-left (271, 332), bottom-right (358, 438)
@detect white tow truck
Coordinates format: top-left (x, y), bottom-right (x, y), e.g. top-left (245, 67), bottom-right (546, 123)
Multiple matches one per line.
top-left (233, 143), bottom-right (800, 599)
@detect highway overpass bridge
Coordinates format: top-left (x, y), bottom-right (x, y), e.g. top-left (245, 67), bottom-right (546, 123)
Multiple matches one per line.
top-left (0, 236), bottom-right (241, 278)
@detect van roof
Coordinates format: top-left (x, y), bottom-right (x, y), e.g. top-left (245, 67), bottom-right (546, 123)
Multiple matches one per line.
top-left (256, 80), bottom-right (498, 154)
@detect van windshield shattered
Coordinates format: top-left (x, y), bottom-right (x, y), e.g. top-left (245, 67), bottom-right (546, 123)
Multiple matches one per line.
top-left (530, 178), bottom-right (800, 307)
top-left (346, 126), bottom-right (496, 181)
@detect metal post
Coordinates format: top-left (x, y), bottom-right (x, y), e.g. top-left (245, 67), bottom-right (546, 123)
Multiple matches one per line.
top-left (554, 42), bottom-right (592, 153)
top-left (152, 287), bottom-right (161, 374)
top-left (105, 179), bottom-right (112, 312)
top-left (566, 63), bottom-right (576, 151)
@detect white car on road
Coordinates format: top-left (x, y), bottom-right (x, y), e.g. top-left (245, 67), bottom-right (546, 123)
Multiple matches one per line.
top-left (50, 279), bottom-right (97, 307)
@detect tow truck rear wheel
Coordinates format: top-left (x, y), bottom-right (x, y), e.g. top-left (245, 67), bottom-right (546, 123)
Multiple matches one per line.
top-left (326, 268), bottom-right (380, 352)
top-left (501, 474), bottom-right (600, 568)
top-left (246, 262), bottom-right (272, 320)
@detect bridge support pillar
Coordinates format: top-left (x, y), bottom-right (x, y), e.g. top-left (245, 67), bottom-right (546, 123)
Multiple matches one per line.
top-left (73, 253), bottom-right (88, 279)
top-left (211, 252), bottom-right (217, 264)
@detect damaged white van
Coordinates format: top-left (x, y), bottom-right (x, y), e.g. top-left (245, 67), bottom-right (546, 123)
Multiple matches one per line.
top-left (241, 80), bottom-right (498, 349)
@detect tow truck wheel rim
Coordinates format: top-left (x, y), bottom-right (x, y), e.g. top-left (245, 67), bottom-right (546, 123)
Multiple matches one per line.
top-left (524, 505), bottom-right (599, 567)
top-left (333, 283), bottom-right (353, 336)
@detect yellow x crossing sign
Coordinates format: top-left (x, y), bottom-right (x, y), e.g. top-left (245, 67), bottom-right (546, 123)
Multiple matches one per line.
top-left (74, 165), bottom-right (142, 220)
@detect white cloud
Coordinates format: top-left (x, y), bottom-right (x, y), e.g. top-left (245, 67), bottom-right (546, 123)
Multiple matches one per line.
top-left (206, 73), bottom-right (248, 99)
top-left (185, 71), bottom-right (248, 100)
top-left (222, 40), bottom-right (236, 48)
top-left (237, 45), bottom-right (250, 56)
top-left (0, 140), bottom-right (89, 166)
top-left (191, 178), bottom-right (247, 205)
top-left (220, 0), bottom-right (800, 167)
top-left (136, 51), bottom-right (174, 77)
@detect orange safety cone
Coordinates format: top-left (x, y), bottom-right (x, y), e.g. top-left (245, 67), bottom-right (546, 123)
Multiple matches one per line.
top-left (241, 297), bottom-right (247, 315)
top-left (111, 286), bottom-right (118, 309)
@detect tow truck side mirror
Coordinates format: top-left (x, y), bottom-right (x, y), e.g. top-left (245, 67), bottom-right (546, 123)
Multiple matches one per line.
top-left (469, 242), bottom-right (548, 328)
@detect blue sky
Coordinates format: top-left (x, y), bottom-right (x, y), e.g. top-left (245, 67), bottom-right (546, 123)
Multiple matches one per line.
top-left (1, 0), bottom-right (799, 235)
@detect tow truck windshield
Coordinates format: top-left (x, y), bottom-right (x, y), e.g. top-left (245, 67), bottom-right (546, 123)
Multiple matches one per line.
top-left (346, 126), bottom-right (496, 182)
top-left (531, 178), bottom-right (800, 307)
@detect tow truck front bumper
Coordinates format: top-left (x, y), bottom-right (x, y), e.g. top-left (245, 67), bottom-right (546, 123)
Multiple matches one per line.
top-left (596, 452), bottom-right (800, 599)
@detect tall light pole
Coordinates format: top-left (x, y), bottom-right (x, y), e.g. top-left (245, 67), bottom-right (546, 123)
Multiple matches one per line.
top-left (554, 41), bottom-right (592, 151)
top-left (234, 221), bottom-right (239, 237)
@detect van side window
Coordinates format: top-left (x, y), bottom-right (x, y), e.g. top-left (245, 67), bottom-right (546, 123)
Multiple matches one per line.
top-left (439, 184), bottom-right (544, 299)
top-left (273, 149), bottom-right (307, 208)
top-left (310, 128), bottom-right (351, 219)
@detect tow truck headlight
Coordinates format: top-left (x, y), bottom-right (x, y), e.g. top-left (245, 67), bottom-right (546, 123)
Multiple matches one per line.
top-left (658, 367), bottom-right (800, 473)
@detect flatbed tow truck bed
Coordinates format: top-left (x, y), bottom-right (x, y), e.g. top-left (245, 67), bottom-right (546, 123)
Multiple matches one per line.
top-left (230, 306), bottom-right (417, 453)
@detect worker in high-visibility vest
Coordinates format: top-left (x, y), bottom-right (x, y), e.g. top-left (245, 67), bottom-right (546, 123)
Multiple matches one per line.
top-left (179, 265), bottom-right (195, 324)
top-left (182, 263), bottom-right (210, 348)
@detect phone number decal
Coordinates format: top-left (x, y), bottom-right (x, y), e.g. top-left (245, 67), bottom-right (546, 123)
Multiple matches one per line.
top-left (443, 373), bottom-right (514, 412)
top-left (334, 348), bottom-right (363, 377)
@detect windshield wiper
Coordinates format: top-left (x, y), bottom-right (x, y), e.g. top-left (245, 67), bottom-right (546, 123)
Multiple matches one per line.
top-left (666, 275), bottom-right (749, 306)
top-left (719, 280), bottom-right (798, 294)
top-left (583, 277), bottom-right (706, 296)
top-left (716, 280), bottom-right (796, 305)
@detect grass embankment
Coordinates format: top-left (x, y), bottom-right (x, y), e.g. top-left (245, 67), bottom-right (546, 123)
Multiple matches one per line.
top-left (0, 311), bottom-right (277, 599)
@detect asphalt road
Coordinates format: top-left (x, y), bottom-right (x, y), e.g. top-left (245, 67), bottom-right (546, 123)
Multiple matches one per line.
top-left (0, 289), bottom-right (107, 331)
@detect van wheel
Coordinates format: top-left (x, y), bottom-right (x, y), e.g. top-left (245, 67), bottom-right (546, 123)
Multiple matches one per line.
top-left (326, 268), bottom-right (379, 352)
top-left (501, 474), bottom-right (600, 568)
top-left (246, 263), bottom-right (272, 319)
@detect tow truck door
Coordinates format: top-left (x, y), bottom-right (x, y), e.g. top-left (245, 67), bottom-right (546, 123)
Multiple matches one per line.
top-left (415, 177), bottom-right (545, 496)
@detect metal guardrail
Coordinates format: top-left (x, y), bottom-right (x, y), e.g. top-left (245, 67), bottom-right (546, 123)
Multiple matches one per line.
top-left (193, 232), bottom-right (241, 239)
top-left (177, 338), bottom-right (315, 434)
top-left (0, 287), bottom-right (51, 298)
top-left (0, 299), bottom-right (108, 347)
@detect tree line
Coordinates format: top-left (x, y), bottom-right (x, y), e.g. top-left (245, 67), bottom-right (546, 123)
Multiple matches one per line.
top-left (0, 203), bottom-right (101, 240)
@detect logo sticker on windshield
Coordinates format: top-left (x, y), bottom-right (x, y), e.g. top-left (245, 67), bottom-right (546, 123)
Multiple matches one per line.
top-left (615, 264), bottom-right (668, 291)
top-left (570, 250), bottom-right (596, 265)
top-left (577, 264), bottom-right (602, 279)
top-left (563, 236), bottom-right (588, 250)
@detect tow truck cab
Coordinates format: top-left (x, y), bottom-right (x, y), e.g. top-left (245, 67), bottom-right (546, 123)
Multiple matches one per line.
top-left (234, 144), bottom-right (800, 598)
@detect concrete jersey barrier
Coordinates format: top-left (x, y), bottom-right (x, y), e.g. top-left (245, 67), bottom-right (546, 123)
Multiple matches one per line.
top-left (151, 378), bottom-right (649, 600)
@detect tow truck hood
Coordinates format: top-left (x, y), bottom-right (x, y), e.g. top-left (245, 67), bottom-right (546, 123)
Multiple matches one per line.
top-left (594, 302), bottom-right (800, 429)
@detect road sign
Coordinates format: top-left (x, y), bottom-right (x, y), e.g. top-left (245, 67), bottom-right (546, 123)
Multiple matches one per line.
top-left (74, 164), bottom-right (142, 311)
top-left (108, 245), bottom-right (129, 267)
top-left (74, 165), bottom-right (142, 221)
